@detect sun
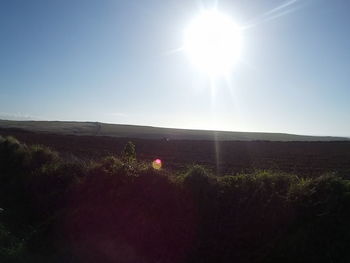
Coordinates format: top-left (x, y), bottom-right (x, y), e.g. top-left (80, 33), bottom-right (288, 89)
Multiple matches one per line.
top-left (184, 10), bottom-right (243, 76)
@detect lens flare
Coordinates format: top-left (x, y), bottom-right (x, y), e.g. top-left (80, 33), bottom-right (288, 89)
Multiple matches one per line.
top-left (152, 159), bottom-right (162, 170)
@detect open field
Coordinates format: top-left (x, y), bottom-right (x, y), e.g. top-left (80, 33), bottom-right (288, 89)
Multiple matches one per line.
top-left (0, 120), bottom-right (348, 141)
top-left (1, 126), bottom-right (350, 176)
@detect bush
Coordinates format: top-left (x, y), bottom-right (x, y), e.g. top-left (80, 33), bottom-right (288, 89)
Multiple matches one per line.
top-left (64, 163), bottom-right (196, 263)
top-left (267, 174), bottom-right (350, 263)
top-left (0, 136), bottom-right (30, 174)
top-left (121, 141), bottom-right (136, 163)
top-left (29, 145), bottom-right (59, 172)
top-left (1, 136), bottom-right (350, 263)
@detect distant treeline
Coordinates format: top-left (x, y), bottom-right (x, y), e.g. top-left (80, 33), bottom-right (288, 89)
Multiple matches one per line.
top-left (1, 135), bottom-right (350, 263)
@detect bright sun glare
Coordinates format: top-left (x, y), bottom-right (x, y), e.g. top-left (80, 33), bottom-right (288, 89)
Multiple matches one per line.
top-left (184, 10), bottom-right (243, 76)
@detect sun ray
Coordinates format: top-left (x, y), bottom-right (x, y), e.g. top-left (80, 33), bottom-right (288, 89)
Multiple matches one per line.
top-left (262, 0), bottom-right (298, 18)
top-left (242, 0), bottom-right (303, 30)
top-left (162, 46), bottom-right (185, 56)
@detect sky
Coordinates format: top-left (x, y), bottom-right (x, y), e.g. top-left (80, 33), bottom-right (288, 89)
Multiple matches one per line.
top-left (0, 0), bottom-right (349, 137)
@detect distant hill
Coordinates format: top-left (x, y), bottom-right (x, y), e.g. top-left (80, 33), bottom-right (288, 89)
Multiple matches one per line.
top-left (0, 119), bottom-right (348, 141)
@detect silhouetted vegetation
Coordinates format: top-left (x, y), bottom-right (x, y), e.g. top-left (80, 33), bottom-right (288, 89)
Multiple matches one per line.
top-left (1, 135), bottom-right (350, 262)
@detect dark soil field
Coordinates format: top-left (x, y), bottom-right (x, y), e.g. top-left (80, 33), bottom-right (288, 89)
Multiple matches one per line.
top-left (1, 127), bottom-right (350, 177)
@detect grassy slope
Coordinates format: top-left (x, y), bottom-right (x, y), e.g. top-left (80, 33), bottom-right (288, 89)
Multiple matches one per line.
top-left (0, 119), bottom-right (348, 141)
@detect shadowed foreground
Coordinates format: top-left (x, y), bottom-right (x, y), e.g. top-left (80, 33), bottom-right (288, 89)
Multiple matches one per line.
top-left (1, 135), bottom-right (350, 263)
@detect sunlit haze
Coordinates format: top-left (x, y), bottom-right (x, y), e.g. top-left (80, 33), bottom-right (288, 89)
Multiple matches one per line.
top-left (0, 0), bottom-right (350, 137)
top-left (183, 10), bottom-right (242, 76)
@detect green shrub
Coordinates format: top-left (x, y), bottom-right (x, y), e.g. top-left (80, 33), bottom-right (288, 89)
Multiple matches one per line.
top-left (182, 165), bottom-right (212, 193)
top-left (267, 174), bottom-right (350, 263)
top-left (121, 141), bottom-right (136, 163)
top-left (0, 136), bottom-right (30, 174)
top-left (29, 145), bottom-right (59, 172)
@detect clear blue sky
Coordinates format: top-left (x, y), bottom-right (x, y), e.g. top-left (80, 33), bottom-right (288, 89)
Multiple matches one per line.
top-left (1, 0), bottom-right (349, 137)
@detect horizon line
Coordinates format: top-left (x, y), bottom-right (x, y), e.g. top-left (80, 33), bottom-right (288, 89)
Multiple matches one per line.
top-left (0, 118), bottom-right (349, 139)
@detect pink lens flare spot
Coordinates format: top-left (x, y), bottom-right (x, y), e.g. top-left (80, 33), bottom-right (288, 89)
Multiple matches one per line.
top-left (152, 158), bottom-right (162, 170)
